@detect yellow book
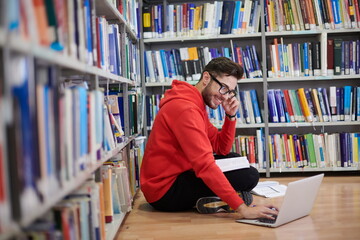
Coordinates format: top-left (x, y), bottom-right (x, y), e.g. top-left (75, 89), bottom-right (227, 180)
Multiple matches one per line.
top-left (188, 47), bottom-right (199, 60)
top-left (268, 135), bottom-right (274, 168)
top-left (288, 135), bottom-right (297, 168)
top-left (297, 88), bottom-right (313, 122)
top-left (101, 165), bottom-right (113, 223)
top-left (353, 134), bottom-right (358, 166)
top-left (98, 182), bottom-right (106, 240)
top-left (311, 88), bottom-right (323, 122)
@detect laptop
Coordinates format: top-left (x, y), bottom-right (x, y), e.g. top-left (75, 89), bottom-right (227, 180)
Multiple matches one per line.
top-left (236, 173), bottom-right (324, 227)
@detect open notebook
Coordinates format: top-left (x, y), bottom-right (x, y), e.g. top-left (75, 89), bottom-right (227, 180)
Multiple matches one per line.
top-left (236, 174), bottom-right (324, 228)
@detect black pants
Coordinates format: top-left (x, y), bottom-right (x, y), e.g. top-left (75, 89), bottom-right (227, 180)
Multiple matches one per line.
top-left (149, 153), bottom-right (259, 212)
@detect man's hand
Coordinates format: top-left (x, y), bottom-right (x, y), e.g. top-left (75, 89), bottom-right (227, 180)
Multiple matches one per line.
top-left (235, 203), bottom-right (279, 220)
top-left (222, 96), bottom-right (240, 118)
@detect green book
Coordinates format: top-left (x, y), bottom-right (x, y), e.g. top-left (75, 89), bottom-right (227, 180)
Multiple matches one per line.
top-left (333, 39), bottom-right (343, 75)
top-left (305, 133), bottom-right (317, 168)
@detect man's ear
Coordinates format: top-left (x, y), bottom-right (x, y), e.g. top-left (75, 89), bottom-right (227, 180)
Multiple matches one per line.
top-left (203, 71), bottom-right (211, 85)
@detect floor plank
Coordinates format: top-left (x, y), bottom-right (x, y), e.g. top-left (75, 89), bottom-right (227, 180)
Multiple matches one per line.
top-left (116, 176), bottom-right (360, 240)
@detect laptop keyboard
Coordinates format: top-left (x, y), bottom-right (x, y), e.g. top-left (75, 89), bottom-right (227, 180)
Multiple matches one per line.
top-left (258, 215), bottom-right (277, 224)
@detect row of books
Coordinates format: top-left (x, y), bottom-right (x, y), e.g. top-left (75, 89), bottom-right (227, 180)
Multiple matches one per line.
top-left (142, 1), bottom-right (261, 39)
top-left (268, 86), bottom-right (360, 123)
top-left (20, 147), bottom-right (140, 240)
top-left (145, 89), bottom-right (262, 128)
top-left (107, 87), bottom-right (145, 136)
top-left (268, 38), bottom-right (360, 78)
top-left (265, 0), bottom-right (360, 32)
top-left (107, 0), bottom-right (139, 36)
top-left (144, 44), bottom-right (262, 83)
top-left (97, 17), bottom-right (140, 81)
top-left (231, 131), bottom-right (360, 170)
top-left (5, 0), bottom-right (139, 81)
top-left (0, 57), bottom-right (130, 233)
top-left (267, 132), bottom-right (360, 169)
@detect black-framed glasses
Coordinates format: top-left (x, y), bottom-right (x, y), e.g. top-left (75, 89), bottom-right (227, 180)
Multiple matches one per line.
top-left (208, 73), bottom-right (237, 99)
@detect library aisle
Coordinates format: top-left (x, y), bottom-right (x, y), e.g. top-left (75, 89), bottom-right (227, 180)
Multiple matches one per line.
top-left (116, 176), bottom-right (360, 240)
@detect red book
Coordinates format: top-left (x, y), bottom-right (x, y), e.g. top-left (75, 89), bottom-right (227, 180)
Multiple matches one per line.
top-left (327, 39), bottom-right (334, 74)
top-left (353, 0), bottom-right (360, 25)
top-left (248, 136), bottom-right (256, 165)
top-left (282, 134), bottom-right (292, 168)
top-left (283, 89), bottom-right (295, 122)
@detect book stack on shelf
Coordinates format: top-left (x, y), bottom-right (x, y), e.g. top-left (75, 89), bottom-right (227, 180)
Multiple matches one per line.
top-left (144, 44), bottom-right (262, 84)
top-left (140, 0), bottom-right (360, 176)
top-left (264, 0), bottom-right (360, 32)
top-left (0, 0), bottom-right (144, 239)
top-left (143, 0), bottom-right (261, 39)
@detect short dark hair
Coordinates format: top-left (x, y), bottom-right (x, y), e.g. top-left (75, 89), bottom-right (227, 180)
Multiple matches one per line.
top-left (201, 57), bottom-right (244, 80)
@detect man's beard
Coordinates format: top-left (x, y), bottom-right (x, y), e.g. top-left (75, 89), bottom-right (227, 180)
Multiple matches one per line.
top-left (202, 84), bottom-right (220, 110)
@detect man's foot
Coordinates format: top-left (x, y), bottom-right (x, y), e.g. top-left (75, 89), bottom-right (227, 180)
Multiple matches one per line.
top-left (196, 191), bottom-right (253, 214)
top-left (238, 191), bottom-right (253, 206)
top-left (196, 196), bottom-right (232, 214)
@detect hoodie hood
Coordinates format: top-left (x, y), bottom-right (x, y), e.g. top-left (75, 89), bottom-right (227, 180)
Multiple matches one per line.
top-left (159, 80), bottom-right (205, 110)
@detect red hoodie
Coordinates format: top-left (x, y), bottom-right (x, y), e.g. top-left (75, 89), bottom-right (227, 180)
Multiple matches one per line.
top-left (140, 80), bottom-right (244, 210)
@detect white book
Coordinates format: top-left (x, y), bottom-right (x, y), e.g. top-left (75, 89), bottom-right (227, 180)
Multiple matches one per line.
top-left (145, 51), bottom-right (156, 82)
top-left (215, 156), bottom-right (250, 172)
top-left (251, 181), bottom-right (287, 198)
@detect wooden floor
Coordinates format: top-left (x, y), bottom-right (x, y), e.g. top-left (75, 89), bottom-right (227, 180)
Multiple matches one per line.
top-left (116, 176), bottom-right (360, 240)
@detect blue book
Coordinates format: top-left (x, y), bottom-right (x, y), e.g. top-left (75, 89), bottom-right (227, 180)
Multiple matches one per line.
top-left (108, 24), bottom-right (118, 75)
top-left (245, 46), bottom-right (255, 78)
top-left (250, 89), bottom-right (262, 123)
top-left (303, 42), bottom-right (309, 76)
top-left (98, 18), bottom-right (106, 69)
top-left (248, 0), bottom-right (259, 32)
top-left (12, 62), bottom-right (37, 192)
top-left (239, 47), bottom-right (250, 78)
top-left (78, 87), bottom-right (88, 158)
top-left (239, 91), bottom-right (250, 124)
top-left (339, 87), bottom-right (345, 120)
top-left (336, 88), bottom-right (341, 120)
top-left (339, 133), bottom-right (348, 167)
top-left (317, 87), bottom-right (330, 122)
top-left (113, 25), bottom-right (121, 76)
top-left (267, 89), bottom-right (279, 123)
top-left (356, 40), bottom-right (360, 74)
top-left (159, 49), bottom-right (170, 81)
top-left (252, 45), bottom-right (262, 77)
top-left (357, 87), bottom-right (360, 120)
top-left (84, 0), bottom-right (93, 64)
top-left (165, 50), bottom-right (175, 79)
top-left (343, 86), bottom-right (352, 121)
top-left (220, 1), bottom-right (235, 34)
top-left (188, 3), bottom-right (195, 33)
top-left (231, 1), bottom-right (242, 33)
top-left (331, 0), bottom-right (341, 26)
top-left (305, 88), bottom-right (316, 121)
top-left (321, 88), bottom-right (332, 122)
top-left (274, 89), bottom-right (286, 123)
top-left (292, 135), bottom-right (302, 167)
top-left (238, 2), bottom-right (245, 31)
top-left (223, 47), bottom-right (231, 59)
top-left (153, 5), bottom-right (159, 37)
top-left (278, 43), bottom-right (284, 77)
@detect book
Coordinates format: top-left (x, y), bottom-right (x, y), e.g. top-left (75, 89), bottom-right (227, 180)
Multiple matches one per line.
top-left (215, 156), bottom-right (250, 172)
top-left (251, 181), bottom-right (287, 198)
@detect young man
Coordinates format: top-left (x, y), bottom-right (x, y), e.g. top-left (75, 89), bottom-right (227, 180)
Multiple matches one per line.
top-left (140, 57), bottom-right (278, 220)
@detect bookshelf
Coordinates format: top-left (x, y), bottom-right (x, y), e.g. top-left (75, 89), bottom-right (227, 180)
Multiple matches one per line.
top-left (140, 0), bottom-right (360, 176)
top-left (0, 0), bottom-right (143, 239)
